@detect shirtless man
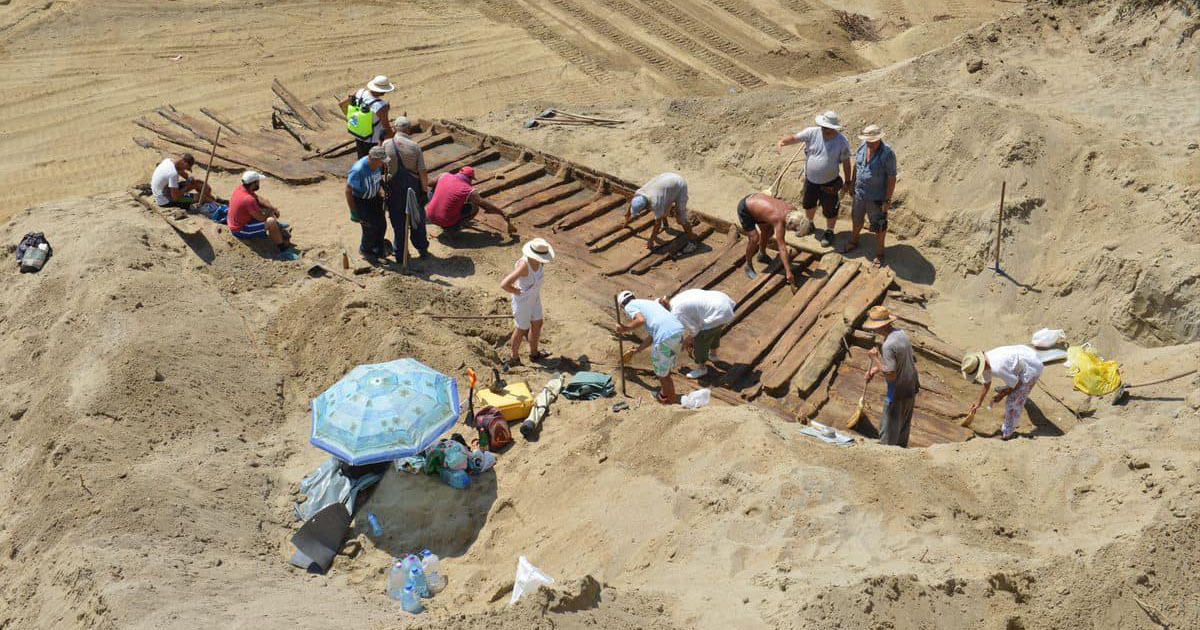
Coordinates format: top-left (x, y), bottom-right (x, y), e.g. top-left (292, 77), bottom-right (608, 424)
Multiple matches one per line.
top-left (735, 192), bottom-right (797, 285)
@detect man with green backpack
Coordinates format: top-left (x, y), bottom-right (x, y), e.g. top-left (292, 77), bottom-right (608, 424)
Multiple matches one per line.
top-left (338, 75), bottom-right (395, 158)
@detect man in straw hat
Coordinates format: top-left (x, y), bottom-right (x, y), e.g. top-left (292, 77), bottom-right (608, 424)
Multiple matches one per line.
top-left (501, 237), bottom-right (555, 367)
top-left (960, 346), bottom-right (1044, 440)
top-left (776, 110), bottom-right (853, 249)
top-left (734, 191), bottom-right (799, 284)
top-left (658, 288), bottom-right (735, 379)
top-left (846, 124), bottom-right (898, 267)
top-left (616, 290), bottom-right (685, 404)
top-left (863, 305), bottom-right (919, 447)
top-left (625, 172), bottom-right (698, 253)
top-left (339, 75), bottom-right (396, 158)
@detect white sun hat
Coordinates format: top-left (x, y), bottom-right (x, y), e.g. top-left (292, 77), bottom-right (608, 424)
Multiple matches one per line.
top-left (241, 170), bottom-right (263, 185)
top-left (815, 110), bottom-right (844, 130)
top-left (366, 75), bottom-right (395, 93)
top-left (858, 124), bottom-right (884, 141)
top-left (617, 290), bottom-right (635, 306)
top-left (522, 238), bottom-right (556, 263)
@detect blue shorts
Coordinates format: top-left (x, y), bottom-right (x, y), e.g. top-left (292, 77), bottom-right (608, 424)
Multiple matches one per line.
top-left (231, 221), bottom-right (268, 239)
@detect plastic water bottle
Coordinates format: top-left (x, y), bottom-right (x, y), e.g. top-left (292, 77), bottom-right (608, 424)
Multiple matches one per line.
top-left (19, 243), bottom-right (48, 273)
top-left (366, 512), bottom-right (383, 537)
top-left (408, 566), bottom-right (430, 598)
top-left (420, 549), bottom-right (446, 593)
top-left (400, 583), bottom-right (423, 613)
top-left (386, 559), bottom-right (407, 599)
top-left (439, 468), bottom-right (470, 488)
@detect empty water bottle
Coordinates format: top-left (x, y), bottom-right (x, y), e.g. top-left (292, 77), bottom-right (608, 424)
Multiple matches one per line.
top-left (408, 566), bottom-right (430, 598)
top-left (366, 512), bottom-right (383, 537)
top-left (439, 468), bottom-right (470, 488)
top-left (420, 549), bottom-right (446, 593)
top-left (400, 583), bottom-right (423, 613)
top-left (386, 559), bottom-right (407, 600)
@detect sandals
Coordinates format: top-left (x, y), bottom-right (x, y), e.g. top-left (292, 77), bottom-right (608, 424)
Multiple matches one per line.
top-left (841, 238), bottom-right (859, 254)
top-left (872, 254), bottom-right (886, 268)
top-left (502, 358), bottom-right (522, 372)
top-left (529, 350), bottom-right (552, 362)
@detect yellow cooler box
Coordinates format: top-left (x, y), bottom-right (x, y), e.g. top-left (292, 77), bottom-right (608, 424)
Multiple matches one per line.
top-left (476, 381), bottom-right (534, 421)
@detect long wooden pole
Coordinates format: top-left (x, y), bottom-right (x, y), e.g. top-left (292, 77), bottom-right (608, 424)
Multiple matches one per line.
top-left (614, 295), bottom-right (628, 397)
top-left (200, 126), bottom-right (221, 204)
top-left (994, 181), bottom-right (1006, 271)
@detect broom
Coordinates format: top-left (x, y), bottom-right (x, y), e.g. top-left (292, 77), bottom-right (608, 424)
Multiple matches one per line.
top-left (841, 338), bottom-right (869, 429)
top-left (763, 144), bottom-right (804, 197)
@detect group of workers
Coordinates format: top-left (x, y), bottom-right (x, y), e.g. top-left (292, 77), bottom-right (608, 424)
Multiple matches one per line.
top-left (148, 76), bottom-right (1043, 446)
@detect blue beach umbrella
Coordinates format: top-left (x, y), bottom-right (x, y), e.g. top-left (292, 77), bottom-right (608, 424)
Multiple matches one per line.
top-left (310, 358), bottom-right (460, 465)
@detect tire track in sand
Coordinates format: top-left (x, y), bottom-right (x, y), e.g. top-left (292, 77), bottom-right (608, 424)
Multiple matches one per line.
top-left (707, 0), bottom-right (798, 43)
top-left (596, 0), bottom-right (765, 88)
top-left (479, 0), bottom-right (615, 85)
top-left (547, 0), bottom-right (706, 87)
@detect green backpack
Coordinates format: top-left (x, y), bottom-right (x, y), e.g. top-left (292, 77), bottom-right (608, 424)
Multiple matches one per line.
top-left (562, 371), bottom-right (615, 401)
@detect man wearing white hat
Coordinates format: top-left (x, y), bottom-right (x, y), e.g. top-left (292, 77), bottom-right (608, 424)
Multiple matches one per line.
top-left (846, 124), bottom-right (897, 267)
top-left (500, 238), bottom-right (556, 367)
top-left (624, 172), bottom-right (698, 253)
top-left (227, 171), bottom-right (299, 260)
top-left (776, 111), bottom-right (853, 248)
top-left (616, 290), bottom-right (685, 404)
top-left (339, 75), bottom-right (396, 158)
top-left (863, 305), bottom-right (919, 447)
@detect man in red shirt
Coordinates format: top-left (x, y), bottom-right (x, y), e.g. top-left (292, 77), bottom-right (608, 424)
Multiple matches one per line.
top-left (228, 171), bottom-right (299, 260)
top-left (426, 166), bottom-right (516, 235)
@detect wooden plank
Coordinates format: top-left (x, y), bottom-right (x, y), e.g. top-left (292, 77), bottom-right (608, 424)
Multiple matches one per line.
top-left (668, 235), bottom-right (740, 295)
top-left (272, 108), bottom-right (313, 150)
top-left (200, 107), bottom-right (244, 135)
top-left (418, 133), bottom-right (454, 151)
top-left (473, 162), bottom-right (545, 196)
top-left (555, 195), bottom-right (625, 230)
top-left (607, 225), bottom-right (715, 276)
top-left (430, 149), bottom-right (502, 177)
top-left (752, 263), bottom-right (861, 394)
top-left (777, 270), bottom-right (894, 396)
top-left (129, 190), bottom-right (203, 236)
top-left (486, 176), bottom-right (565, 206)
top-left (505, 182), bottom-right (586, 217)
top-left (135, 118), bottom-right (320, 183)
top-left (678, 248), bottom-right (742, 295)
top-left (529, 194), bottom-right (602, 227)
top-left (427, 146), bottom-right (489, 173)
top-left (272, 78), bottom-right (325, 130)
top-left (836, 347), bottom-right (961, 418)
top-left (629, 226), bottom-right (716, 276)
top-left (587, 213), bottom-right (655, 251)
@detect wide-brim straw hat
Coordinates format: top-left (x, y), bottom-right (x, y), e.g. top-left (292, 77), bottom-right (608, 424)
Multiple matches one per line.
top-left (366, 75), bottom-right (395, 93)
top-left (960, 351), bottom-right (987, 383)
top-left (815, 110), bottom-right (844, 130)
top-left (858, 124), bottom-right (884, 141)
top-left (522, 238), bottom-right (555, 263)
top-left (862, 305), bottom-right (898, 330)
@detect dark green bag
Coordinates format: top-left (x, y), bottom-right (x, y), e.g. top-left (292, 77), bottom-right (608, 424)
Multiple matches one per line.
top-left (562, 371), bottom-right (615, 400)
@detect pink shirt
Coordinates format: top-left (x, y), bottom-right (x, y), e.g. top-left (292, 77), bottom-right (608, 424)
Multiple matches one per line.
top-left (426, 173), bottom-right (474, 228)
top-left (227, 185), bottom-right (261, 231)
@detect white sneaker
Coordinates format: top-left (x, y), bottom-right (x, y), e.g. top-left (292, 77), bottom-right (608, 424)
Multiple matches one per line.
top-left (686, 365), bottom-right (709, 379)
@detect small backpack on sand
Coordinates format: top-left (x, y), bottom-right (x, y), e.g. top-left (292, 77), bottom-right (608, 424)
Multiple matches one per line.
top-left (473, 405), bottom-right (512, 452)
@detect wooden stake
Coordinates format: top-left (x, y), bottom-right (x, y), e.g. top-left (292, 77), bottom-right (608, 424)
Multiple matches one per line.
top-left (614, 295), bottom-right (628, 397)
top-left (994, 181), bottom-right (1006, 271)
top-left (200, 126), bottom-right (221, 205)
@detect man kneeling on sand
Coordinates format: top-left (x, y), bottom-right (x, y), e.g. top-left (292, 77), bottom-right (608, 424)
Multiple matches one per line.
top-left (616, 290), bottom-right (684, 404)
top-left (228, 171), bottom-right (299, 261)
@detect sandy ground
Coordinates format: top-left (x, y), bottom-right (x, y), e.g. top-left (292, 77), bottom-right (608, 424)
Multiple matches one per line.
top-left (1, 1), bottom-right (1199, 629)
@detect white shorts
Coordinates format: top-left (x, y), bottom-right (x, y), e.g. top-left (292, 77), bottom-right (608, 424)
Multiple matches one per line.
top-left (655, 199), bottom-right (688, 223)
top-left (512, 294), bottom-right (543, 330)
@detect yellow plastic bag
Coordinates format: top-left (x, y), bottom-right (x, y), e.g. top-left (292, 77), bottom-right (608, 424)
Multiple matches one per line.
top-left (1066, 345), bottom-right (1122, 396)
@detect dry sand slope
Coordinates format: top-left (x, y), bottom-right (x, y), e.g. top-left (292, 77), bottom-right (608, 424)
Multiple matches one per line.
top-left (1, 0), bottom-right (1199, 629)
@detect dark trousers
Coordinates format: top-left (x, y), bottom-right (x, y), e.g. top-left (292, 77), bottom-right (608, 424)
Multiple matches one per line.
top-left (354, 139), bottom-right (375, 159)
top-left (386, 168), bottom-right (430, 255)
top-left (353, 195), bottom-right (386, 255)
top-left (879, 395), bottom-right (915, 447)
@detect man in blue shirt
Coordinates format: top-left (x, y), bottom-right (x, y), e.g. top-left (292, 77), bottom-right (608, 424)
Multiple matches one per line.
top-left (344, 145), bottom-right (390, 258)
top-left (846, 124), bottom-right (898, 267)
top-left (615, 290), bottom-right (685, 404)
